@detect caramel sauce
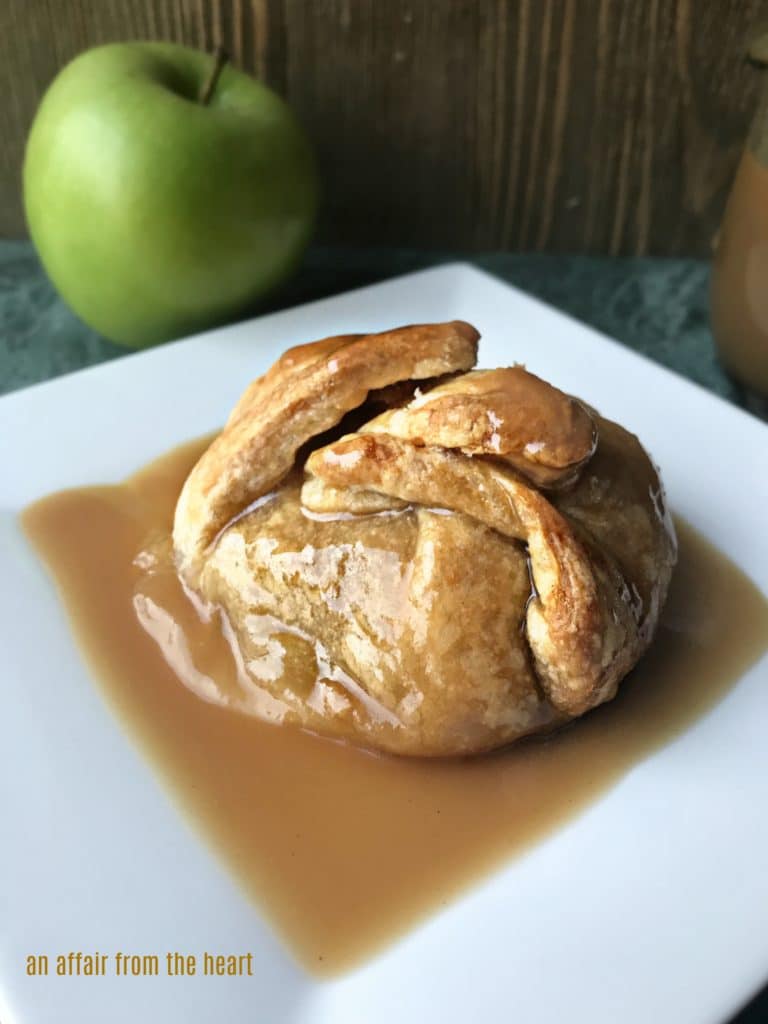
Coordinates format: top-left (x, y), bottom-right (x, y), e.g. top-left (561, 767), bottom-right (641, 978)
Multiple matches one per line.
top-left (22, 437), bottom-right (768, 975)
top-left (711, 148), bottom-right (768, 394)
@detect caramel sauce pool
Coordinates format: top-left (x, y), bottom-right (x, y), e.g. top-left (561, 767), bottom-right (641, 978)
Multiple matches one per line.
top-left (22, 437), bottom-right (768, 975)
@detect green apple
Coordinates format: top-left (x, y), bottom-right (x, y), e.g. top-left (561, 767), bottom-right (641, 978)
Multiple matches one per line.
top-left (23, 42), bottom-right (318, 348)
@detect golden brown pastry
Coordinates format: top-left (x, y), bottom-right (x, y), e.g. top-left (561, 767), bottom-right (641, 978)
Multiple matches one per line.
top-left (172, 322), bottom-right (676, 756)
top-left (174, 320), bottom-right (479, 578)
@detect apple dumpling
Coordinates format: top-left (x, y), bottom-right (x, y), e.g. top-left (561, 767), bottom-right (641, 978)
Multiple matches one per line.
top-left (172, 321), bottom-right (676, 756)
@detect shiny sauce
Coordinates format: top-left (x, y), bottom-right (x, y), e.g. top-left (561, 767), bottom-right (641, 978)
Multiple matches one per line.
top-left (22, 437), bottom-right (768, 975)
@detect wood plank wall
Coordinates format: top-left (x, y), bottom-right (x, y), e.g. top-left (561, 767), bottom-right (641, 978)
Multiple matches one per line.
top-left (1, 0), bottom-right (766, 254)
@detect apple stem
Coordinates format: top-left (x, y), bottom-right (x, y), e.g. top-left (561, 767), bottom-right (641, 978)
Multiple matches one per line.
top-left (199, 45), bottom-right (228, 105)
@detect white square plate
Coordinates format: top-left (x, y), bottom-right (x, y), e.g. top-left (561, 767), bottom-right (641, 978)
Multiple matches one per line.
top-left (2, 264), bottom-right (767, 1024)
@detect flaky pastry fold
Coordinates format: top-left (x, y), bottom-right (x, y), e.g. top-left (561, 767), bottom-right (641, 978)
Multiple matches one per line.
top-left (174, 320), bottom-right (478, 578)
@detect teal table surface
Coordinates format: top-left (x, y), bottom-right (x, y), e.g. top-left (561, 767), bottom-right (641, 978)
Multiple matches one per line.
top-left (1, 239), bottom-right (764, 417)
top-left (2, 241), bottom-right (767, 1024)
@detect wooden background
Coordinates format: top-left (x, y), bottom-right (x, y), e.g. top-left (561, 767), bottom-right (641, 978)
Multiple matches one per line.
top-left (1, 0), bottom-right (766, 255)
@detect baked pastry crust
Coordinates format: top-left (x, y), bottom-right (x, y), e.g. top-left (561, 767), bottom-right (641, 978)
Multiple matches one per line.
top-left (174, 320), bottom-right (478, 578)
top-left (362, 367), bottom-right (597, 487)
top-left (172, 322), bottom-right (676, 756)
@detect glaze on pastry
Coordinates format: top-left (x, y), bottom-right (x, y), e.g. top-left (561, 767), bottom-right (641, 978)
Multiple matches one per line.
top-left (174, 321), bottom-right (479, 576)
top-left (172, 322), bottom-right (676, 756)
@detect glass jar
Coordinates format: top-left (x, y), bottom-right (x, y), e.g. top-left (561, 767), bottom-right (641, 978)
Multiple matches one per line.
top-left (710, 36), bottom-right (768, 397)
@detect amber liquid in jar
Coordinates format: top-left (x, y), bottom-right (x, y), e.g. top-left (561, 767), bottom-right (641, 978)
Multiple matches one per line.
top-left (711, 87), bottom-right (768, 396)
